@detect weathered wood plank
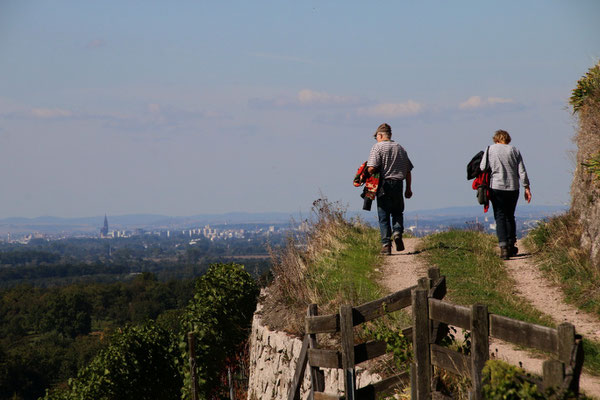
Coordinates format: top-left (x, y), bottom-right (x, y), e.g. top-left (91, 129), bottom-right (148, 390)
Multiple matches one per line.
top-left (558, 323), bottom-right (575, 364)
top-left (354, 372), bottom-right (410, 400)
top-left (354, 340), bottom-right (387, 365)
top-left (489, 314), bottom-right (558, 354)
top-left (306, 313), bottom-right (339, 334)
top-left (308, 304), bottom-right (325, 397)
top-left (470, 304), bottom-right (489, 400)
top-left (413, 288), bottom-right (431, 400)
top-left (430, 276), bottom-right (447, 301)
top-left (428, 299), bottom-right (470, 329)
top-left (568, 337), bottom-right (584, 396)
top-left (309, 333), bottom-right (411, 369)
top-left (430, 344), bottom-right (471, 377)
top-left (309, 348), bottom-right (341, 369)
top-left (288, 335), bottom-right (310, 400)
top-left (314, 393), bottom-right (341, 400)
top-left (543, 360), bottom-right (564, 392)
top-left (306, 287), bottom-right (414, 334)
top-left (340, 304), bottom-right (356, 400)
top-left (353, 286), bottom-right (415, 325)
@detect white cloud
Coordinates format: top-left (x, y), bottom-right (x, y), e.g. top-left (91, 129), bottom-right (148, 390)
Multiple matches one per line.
top-left (459, 96), bottom-right (514, 110)
top-left (297, 89), bottom-right (359, 105)
top-left (29, 108), bottom-right (73, 118)
top-left (356, 101), bottom-right (424, 117)
top-left (86, 39), bottom-right (106, 49)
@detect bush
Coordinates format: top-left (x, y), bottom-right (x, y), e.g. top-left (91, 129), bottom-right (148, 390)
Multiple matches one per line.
top-left (181, 263), bottom-right (259, 399)
top-left (481, 360), bottom-right (545, 399)
top-left (43, 324), bottom-right (182, 400)
top-left (570, 61), bottom-right (600, 113)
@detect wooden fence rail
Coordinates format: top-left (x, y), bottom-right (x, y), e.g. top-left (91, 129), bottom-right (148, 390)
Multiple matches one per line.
top-left (288, 266), bottom-right (583, 400)
top-left (413, 292), bottom-right (584, 400)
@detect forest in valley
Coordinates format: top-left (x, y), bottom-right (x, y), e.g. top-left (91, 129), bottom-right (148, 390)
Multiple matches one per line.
top-left (0, 232), bottom-right (274, 399)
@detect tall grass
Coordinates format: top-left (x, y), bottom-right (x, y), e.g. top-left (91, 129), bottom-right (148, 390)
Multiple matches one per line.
top-left (524, 213), bottom-right (600, 315)
top-left (262, 198), bottom-right (383, 334)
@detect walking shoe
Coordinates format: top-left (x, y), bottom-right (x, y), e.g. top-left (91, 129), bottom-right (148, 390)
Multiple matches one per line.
top-left (500, 246), bottom-right (509, 260)
top-left (380, 244), bottom-right (392, 256)
top-left (509, 245), bottom-right (518, 257)
top-left (392, 232), bottom-right (405, 252)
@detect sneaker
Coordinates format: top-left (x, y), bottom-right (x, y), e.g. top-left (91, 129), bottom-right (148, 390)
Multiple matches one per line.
top-left (500, 246), bottom-right (509, 260)
top-left (380, 245), bottom-right (392, 256)
top-left (392, 232), bottom-right (405, 252)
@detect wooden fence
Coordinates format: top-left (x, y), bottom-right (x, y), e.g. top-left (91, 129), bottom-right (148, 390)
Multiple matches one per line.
top-left (287, 267), bottom-right (584, 400)
top-left (288, 267), bottom-right (446, 400)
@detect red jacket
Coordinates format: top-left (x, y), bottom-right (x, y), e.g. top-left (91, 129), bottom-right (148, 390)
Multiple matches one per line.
top-left (353, 161), bottom-right (380, 200)
top-left (472, 172), bottom-right (490, 213)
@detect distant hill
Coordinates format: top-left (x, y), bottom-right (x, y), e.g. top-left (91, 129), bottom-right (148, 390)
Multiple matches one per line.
top-left (0, 205), bottom-right (568, 235)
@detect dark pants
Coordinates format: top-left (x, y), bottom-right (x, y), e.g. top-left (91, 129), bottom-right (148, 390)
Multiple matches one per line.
top-left (490, 189), bottom-right (519, 248)
top-left (376, 180), bottom-right (405, 245)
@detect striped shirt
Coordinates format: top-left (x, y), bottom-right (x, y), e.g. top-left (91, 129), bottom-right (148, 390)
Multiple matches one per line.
top-left (367, 140), bottom-right (413, 181)
top-left (480, 143), bottom-right (530, 191)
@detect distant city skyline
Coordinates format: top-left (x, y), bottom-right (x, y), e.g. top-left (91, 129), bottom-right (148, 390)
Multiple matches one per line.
top-left (1, 1), bottom-right (598, 218)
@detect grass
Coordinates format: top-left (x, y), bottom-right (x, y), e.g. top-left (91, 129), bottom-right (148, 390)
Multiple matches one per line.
top-left (524, 213), bottom-right (600, 316)
top-left (262, 198), bottom-right (385, 334)
top-left (422, 230), bottom-right (551, 326)
top-left (422, 228), bottom-right (600, 376)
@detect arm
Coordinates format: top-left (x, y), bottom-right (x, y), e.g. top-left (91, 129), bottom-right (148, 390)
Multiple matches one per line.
top-left (367, 166), bottom-right (377, 175)
top-left (404, 171), bottom-right (412, 199)
top-left (517, 151), bottom-right (531, 203)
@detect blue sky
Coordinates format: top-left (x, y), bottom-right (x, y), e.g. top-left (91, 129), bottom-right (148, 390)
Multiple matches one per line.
top-left (1, 1), bottom-right (598, 218)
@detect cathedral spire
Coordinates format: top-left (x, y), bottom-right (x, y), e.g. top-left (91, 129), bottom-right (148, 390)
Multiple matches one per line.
top-left (101, 214), bottom-right (109, 236)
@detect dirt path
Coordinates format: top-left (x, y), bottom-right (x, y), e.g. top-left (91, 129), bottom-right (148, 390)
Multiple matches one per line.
top-left (378, 237), bottom-right (600, 398)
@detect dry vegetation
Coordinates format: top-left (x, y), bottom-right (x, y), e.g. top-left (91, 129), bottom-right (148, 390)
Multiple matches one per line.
top-left (261, 198), bottom-right (382, 335)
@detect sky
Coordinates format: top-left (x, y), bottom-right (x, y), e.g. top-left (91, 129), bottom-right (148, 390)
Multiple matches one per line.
top-left (1, 1), bottom-right (599, 218)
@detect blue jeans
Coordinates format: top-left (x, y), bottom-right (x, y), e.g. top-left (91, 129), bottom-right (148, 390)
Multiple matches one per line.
top-left (376, 180), bottom-right (405, 245)
top-left (490, 189), bottom-right (519, 247)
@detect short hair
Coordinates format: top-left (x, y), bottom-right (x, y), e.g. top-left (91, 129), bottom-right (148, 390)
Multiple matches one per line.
top-left (374, 123), bottom-right (392, 138)
top-left (493, 129), bottom-right (511, 144)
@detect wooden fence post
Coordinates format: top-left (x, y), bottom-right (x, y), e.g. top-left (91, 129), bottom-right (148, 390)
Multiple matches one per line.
top-left (412, 288), bottom-right (431, 400)
top-left (470, 304), bottom-right (489, 400)
top-left (558, 323), bottom-right (575, 364)
top-left (308, 304), bottom-right (325, 399)
top-left (340, 304), bottom-right (356, 400)
top-left (188, 332), bottom-right (199, 400)
top-left (543, 360), bottom-right (564, 391)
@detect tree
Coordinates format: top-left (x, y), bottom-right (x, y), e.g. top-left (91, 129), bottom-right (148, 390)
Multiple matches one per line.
top-left (182, 263), bottom-right (259, 399)
top-left (43, 324), bottom-right (182, 400)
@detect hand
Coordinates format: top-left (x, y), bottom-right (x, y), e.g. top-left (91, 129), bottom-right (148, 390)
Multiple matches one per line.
top-left (524, 187), bottom-right (532, 203)
top-left (405, 188), bottom-right (413, 199)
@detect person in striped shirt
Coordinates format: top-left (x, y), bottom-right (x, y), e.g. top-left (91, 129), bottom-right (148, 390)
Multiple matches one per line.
top-left (367, 123), bottom-right (414, 255)
top-left (480, 129), bottom-right (532, 260)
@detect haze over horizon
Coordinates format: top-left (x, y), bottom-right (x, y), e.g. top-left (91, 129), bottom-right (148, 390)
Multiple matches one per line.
top-left (1, 1), bottom-right (598, 219)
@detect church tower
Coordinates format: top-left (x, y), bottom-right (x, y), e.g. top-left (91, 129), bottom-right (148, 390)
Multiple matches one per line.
top-left (101, 214), bottom-right (109, 237)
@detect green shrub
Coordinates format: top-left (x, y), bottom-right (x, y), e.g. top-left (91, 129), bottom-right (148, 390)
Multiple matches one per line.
top-left (181, 263), bottom-right (259, 399)
top-left (43, 324), bottom-right (182, 400)
top-left (481, 360), bottom-right (545, 399)
top-left (570, 61), bottom-right (600, 113)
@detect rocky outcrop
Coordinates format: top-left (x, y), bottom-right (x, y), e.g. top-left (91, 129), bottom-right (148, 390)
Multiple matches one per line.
top-left (570, 96), bottom-right (600, 267)
top-left (247, 304), bottom-right (382, 400)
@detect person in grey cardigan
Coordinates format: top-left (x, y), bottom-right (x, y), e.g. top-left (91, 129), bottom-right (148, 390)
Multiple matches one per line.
top-left (481, 130), bottom-right (532, 260)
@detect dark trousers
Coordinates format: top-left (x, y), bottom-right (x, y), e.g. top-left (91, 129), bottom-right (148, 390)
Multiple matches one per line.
top-left (376, 180), bottom-right (405, 245)
top-left (490, 189), bottom-right (519, 247)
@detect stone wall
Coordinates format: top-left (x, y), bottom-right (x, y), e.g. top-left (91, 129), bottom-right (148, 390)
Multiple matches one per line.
top-left (247, 304), bottom-right (382, 400)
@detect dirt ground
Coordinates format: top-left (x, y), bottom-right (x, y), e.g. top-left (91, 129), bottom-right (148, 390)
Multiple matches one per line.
top-left (378, 237), bottom-right (600, 398)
